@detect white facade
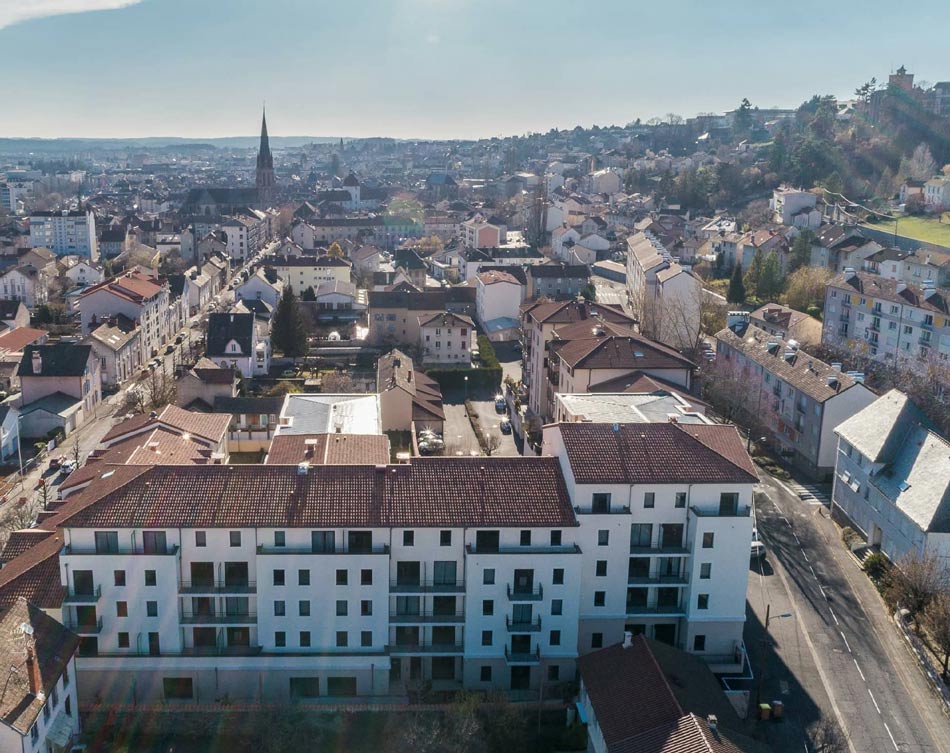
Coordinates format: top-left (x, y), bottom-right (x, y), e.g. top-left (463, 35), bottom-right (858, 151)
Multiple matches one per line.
top-left (476, 273), bottom-right (523, 329)
top-left (29, 210), bottom-right (98, 259)
top-left (419, 314), bottom-right (474, 366)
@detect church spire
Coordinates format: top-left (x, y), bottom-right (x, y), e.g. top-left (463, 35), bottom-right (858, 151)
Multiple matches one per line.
top-left (255, 107), bottom-right (276, 208)
top-left (257, 107), bottom-right (272, 170)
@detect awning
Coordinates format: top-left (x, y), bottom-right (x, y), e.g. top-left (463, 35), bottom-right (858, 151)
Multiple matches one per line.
top-left (45, 711), bottom-right (75, 749)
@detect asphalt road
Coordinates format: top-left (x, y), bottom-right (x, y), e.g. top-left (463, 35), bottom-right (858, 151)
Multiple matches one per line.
top-left (755, 472), bottom-right (949, 753)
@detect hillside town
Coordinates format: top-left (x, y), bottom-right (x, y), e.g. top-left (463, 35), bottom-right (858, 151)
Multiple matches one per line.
top-left (0, 55), bottom-right (948, 753)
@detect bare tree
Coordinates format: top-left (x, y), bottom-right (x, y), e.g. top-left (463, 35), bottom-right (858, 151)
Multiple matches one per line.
top-left (483, 432), bottom-right (501, 457)
top-left (321, 371), bottom-right (355, 393)
top-left (923, 592), bottom-right (950, 680)
top-left (807, 717), bottom-right (848, 753)
top-left (885, 551), bottom-right (950, 630)
top-left (0, 498), bottom-right (41, 548)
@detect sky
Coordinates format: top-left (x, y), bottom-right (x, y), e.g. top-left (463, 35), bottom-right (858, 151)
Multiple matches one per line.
top-left (1, 0), bottom-right (949, 141)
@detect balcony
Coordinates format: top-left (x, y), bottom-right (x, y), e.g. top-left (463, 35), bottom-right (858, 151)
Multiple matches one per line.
top-left (63, 586), bottom-right (102, 604)
top-left (625, 602), bottom-right (687, 617)
top-left (919, 336), bottom-right (933, 346)
top-left (389, 611), bottom-right (465, 625)
top-left (389, 579), bottom-right (465, 595)
top-left (626, 575), bottom-right (689, 586)
top-left (179, 580), bottom-right (257, 595)
top-left (689, 505), bottom-right (751, 518)
top-left (180, 611), bottom-right (257, 625)
top-left (574, 505), bottom-right (631, 515)
top-left (507, 584), bottom-right (543, 602)
top-left (257, 544), bottom-right (389, 555)
top-left (629, 544), bottom-right (689, 556)
top-left (389, 642), bottom-right (464, 655)
top-left (506, 616), bottom-right (542, 633)
top-left (504, 647), bottom-right (541, 665)
top-left (466, 544), bottom-right (581, 556)
top-left (64, 617), bottom-right (102, 634)
top-left (62, 544), bottom-right (180, 556)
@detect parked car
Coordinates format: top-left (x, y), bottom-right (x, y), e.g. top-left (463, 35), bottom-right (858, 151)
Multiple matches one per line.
top-left (751, 540), bottom-right (766, 559)
top-left (48, 455), bottom-right (65, 470)
top-left (500, 417), bottom-right (512, 434)
top-left (494, 395), bottom-right (507, 413)
top-left (59, 459), bottom-right (76, 476)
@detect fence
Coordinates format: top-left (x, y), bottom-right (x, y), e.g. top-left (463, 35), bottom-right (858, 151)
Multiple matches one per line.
top-left (893, 611), bottom-right (950, 718)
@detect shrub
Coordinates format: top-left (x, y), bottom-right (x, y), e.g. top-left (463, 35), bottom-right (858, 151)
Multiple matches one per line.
top-left (476, 335), bottom-right (500, 369)
top-left (863, 552), bottom-right (888, 581)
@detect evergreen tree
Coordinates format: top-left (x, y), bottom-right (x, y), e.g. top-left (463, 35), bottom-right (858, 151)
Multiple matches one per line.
top-left (727, 261), bottom-right (746, 304)
top-left (272, 287), bottom-right (307, 359)
top-left (757, 252), bottom-right (784, 301)
top-left (744, 248), bottom-right (764, 295)
top-left (789, 229), bottom-right (815, 272)
top-left (301, 286), bottom-right (316, 301)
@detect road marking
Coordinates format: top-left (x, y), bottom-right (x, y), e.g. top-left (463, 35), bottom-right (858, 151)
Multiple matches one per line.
top-left (868, 688), bottom-right (881, 714)
top-left (829, 607), bottom-right (840, 626)
top-left (793, 534), bottom-right (801, 544)
top-left (883, 722), bottom-right (899, 751)
top-left (800, 548), bottom-right (810, 562)
top-left (840, 631), bottom-right (852, 653)
top-left (809, 565), bottom-right (817, 579)
top-left (818, 584), bottom-right (829, 599)
top-left (853, 658), bottom-right (866, 681)
top-left (782, 516), bottom-right (791, 527)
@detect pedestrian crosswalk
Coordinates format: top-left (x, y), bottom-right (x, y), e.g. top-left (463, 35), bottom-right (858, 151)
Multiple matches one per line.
top-left (786, 479), bottom-right (831, 506)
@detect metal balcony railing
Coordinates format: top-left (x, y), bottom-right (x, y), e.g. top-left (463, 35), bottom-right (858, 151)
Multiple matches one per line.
top-left (257, 544), bottom-right (389, 555)
top-left (389, 611), bottom-right (465, 624)
top-left (63, 585), bottom-right (102, 604)
top-left (389, 579), bottom-right (465, 594)
top-left (179, 611), bottom-right (257, 625)
top-left (507, 584), bottom-right (543, 601)
top-left (504, 647), bottom-right (540, 665)
top-left (506, 616), bottom-right (542, 633)
top-left (179, 580), bottom-right (257, 594)
top-left (63, 545), bottom-right (180, 556)
top-left (64, 617), bottom-right (103, 634)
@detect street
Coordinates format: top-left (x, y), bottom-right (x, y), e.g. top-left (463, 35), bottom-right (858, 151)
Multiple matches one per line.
top-left (752, 470), bottom-right (949, 753)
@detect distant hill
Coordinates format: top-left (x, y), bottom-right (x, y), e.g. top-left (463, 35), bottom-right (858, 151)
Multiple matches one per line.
top-left (0, 136), bottom-right (341, 153)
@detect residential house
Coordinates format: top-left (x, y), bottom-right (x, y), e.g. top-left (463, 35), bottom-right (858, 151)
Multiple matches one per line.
top-left (0, 300), bottom-right (30, 333)
top-left (476, 270), bottom-right (525, 342)
top-left (810, 226), bottom-right (881, 272)
top-left (235, 268), bottom-right (283, 308)
top-left (367, 288), bottom-right (476, 347)
top-left (0, 265), bottom-right (49, 309)
top-left (418, 312), bottom-right (474, 366)
top-left (271, 255), bottom-right (352, 295)
top-left (98, 225), bottom-right (128, 259)
top-left (923, 176), bottom-right (950, 210)
top-left (554, 389), bottom-right (707, 425)
top-left (206, 312), bottom-right (270, 378)
top-left (0, 405), bottom-right (19, 462)
top-left (176, 358), bottom-right (238, 412)
top-left (749, 303), bottom-right (823, 347)
top-left (87, 320), bottom-right (142, 387)
top-left (770, 186), bottom-right (820, 228)
top-left (461, 214), bottom-right (506, 248)
top-left (64, 259), bottom-right (102, 288)
top-left (526, 263), bottom-right (589, 301)
top-left (376, 349), bottom-right (445, 433)
top-left (213, 396), bottom-right (284, 453)
top-left (17, 344), bottom-right (102, 437)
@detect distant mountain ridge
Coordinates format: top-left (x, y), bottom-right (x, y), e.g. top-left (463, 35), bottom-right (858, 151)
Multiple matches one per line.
top-left (0, 135), bottom-right (343, 152)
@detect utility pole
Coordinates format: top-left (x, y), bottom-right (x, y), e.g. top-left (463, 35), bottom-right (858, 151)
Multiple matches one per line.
top-left (755, 604), bottom-right (792, 707)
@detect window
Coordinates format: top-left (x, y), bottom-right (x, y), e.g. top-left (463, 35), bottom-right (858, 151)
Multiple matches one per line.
top-left (116, 601), bottom-right (127, 617)
top-left (483, 599), bottom-right (494, 616)
top-left (146, 601), bottom-right (158, 617)
top-left (361, 569), bottom-right (373, 586)
top-left (274, 569), bottom-right (285, 586)
top-left (145, 570), bottom-right (156, 587)
top-left (700, 563), bottom-right (712, 579)
top-left (142, 530), bottom-right (167, 554)
top-left (336, 632), bottom-right (348, 648)
top-left (480, 666), bottom-right (492, 682)
top-left (312, 530), bottom-right (335, 553)
top-left (118, 632), bottom-right (129, 648)
top-left (298, 569), bottom-right (310, 586)
top-left (361, 600), bottom-right (373, 616)
top-left (702, 532), bottom-right (714, 549)
top-left (675, 492), bottom-right (686, 509)
top-left (550, 630), bottom-right (561, 646)
top-left (551, 599), bottom-right (562, 616)
top-left (274, 600), bottom-right (285, 616)
top-left (300, 631), bottom-right (311, 648)
top-left (275, 631), bottom-right (286, 647)
top-left (274, 531), bottom-right (285, 547)
top-left (336, 600), bottom-right (348, 616)
top-left (336, 569), bottom-right (348, 585)
top-left (644, 492), bottom-right (655, 508)
top-left (553, 568), bottom-right (564, 585)
top-left (550, 530), bottom-right (562, 546)
top-left (595, 560), bottom-right (607, 577)
top-left (65, 697), bottom-right (71, 717)
top-left (693, 635), bottom-right (706, 651)
top-left (591, 633), bottom-right (603, 649)
top-left (229, 531), bottom-right (241, 547)
top-left (594, 591), bottom-right (605, 607)
top-left (440, 530), bottom-right (452, 546)
top-left (94, 531), bottom-right (119, 554)
top-left (483, 568), bottom-right (495, 585)
top-left (548, 665), bottom-right (560, 682)
top-left (114, 570), bottom-right (126, 587)
top-left (481, 630), bottom-right (492, 646)
top-left (361, 631), bottom-right (372, 648)
top-left (697, 594), bottom-right (709, 610)
top-left (30, 724), bottom-right (38, 743)
top-left (592, 492), bottom-right (611, 513)
top-left (403, 530), bottom-right (414, 546)
top-left (195, 531), bottom-right (206, 547)
top-left (299, 600), bottom-right (311, 617)
top-left (630, 524), bottom-right (653, 548)
top-left (520, 530), bottom-right (531, 546)
top-left (719, 493), bottom-right (739, 515)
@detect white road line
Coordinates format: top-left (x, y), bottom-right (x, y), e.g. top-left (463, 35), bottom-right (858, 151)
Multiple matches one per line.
top-left (840, 631), bottom-right (852, 653)
top-left (853, 658), bottom-right (866, 681)
top-left (883, 722), bottom-right (899, 751)
top-left (801, 549), bottom-right (810, 562)
top-left (868, 688), bottom-right (881, 714)
top-left (819, 584), bottom-right (829, 600)
top-left (809, 565), bottom-right (817, 579)
top-left (782, 516), bottom-right (791, 527)
top-left (829, 607), bottom-right (840, 626)
top-left (793, 534), bottom-right (801, 544)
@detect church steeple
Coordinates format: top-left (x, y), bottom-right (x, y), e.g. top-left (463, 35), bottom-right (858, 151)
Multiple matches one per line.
top-left (255, 107), bottom-right (275, 208)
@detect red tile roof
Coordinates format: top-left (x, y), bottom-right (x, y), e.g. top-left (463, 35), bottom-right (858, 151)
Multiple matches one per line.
top-left (522, 299), bottom-right (635, 326)
top-left (556, 423), bottom-right (757, 484)
top-left (101, 405), bottom-right (230, 446)
top-left (0, 327), bottom-right (47, 353)
top-left (265, 434), bottom-right (391, 466)
top-left (555, 335), bottom-right (694, 371)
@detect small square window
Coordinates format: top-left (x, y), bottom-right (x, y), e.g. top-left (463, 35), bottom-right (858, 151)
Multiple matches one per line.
top-left (700, 563), bottom-right (712, 579)
top-left (275, 631), bottom-right (286, 647)
top-left (693, 634), bottom-right (706, 651)
top-left (361, 569), bottom-right (373, 586)
top-left (117, 632), bottom-right (130, 648)
top-left (299, 600), bottom-right (311, 617)
top-left (361, 600), bottom-right (373, 616)
top-left (553, 568), bottom-right (564, 585)
top-left (675, 492), bottom-right (686, 509)
top-left (274, 600), bottom-right (285, 616)
top-left (598, 530), bottom-right (609, 546)
top-left (591, 632), bottom-right (603, 649)
top-left (336, 569), bottom-right (348, 586)
top-left (403, 530), bottom-right (414, 546)
top-left (550, 530), bottom-right (562, 546)
top-left (229, 531), bottom-right (241, 547)
top-left (146, 601), bottom-right (157, 617)
top-left (440, 530), bottom-right (452, 546)
top-left (144, 570), bottom-right (156, 587)
top-left (520, 530), bottom-right (531, 546)
top-left (548, 665), bottom-right (560, 682)
top-left (702, 532), bottom-right (714, 549)
top-left (551, 598), bottom-right (562, 616)
top-left (550, 630), bottom-right (561, 646)
top-left (274, 531), bottom-right (286, 547)
top-left (480, 665), bottom-right (492, 682)
top-left (274, 569), bottom-right (285, 586)
top-left (361, 631), bottom-right (373, 648)
top-left (299, 569), bottom-right (310, 586)
top-left (595, 560), bottom-right (607, 577)
top-left (300, 631), bottom-right (311, 648)
top-left (594, 591), bottom-right (605, 607)
top-left (195, 531), bottom-right (206, 547)
top-left (336, 631), bottom-right (348, 648)
top-left (481, 630), bottom-right (492, 646)
top-left (116, 601), bottom-right (127, 617)
top-left (483, 599), bottom-right (494, 616)
top-left (336, 600), bottom-right (348, 616)
top-left (483, 568), bottom-right (495, 585)
top-left (114, 570), bottom-right (126, 587)
top-left (644, 492), bottom-right (655, 508)
top-left (697, 594), bottom-right (709, 610)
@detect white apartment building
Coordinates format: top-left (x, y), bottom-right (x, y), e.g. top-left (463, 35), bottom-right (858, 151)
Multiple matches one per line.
top-left (78, 272), bottom-right (172, 360)
top-left (418, 312), bottom-right (474, 365)
top-left (769, 186), bottom-right (820, 229)
top-left (460, 215), bottom-right (506, 248)
top-left (271, 255), bottom-right (352, 294)
top-left (923, 176), bottom-right (950, 210)
top-left (29, 210), bottom-right (98, 259)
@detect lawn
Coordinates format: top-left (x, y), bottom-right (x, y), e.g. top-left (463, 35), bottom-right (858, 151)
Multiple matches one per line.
top-left (863, 214), bottom-right (950, 246)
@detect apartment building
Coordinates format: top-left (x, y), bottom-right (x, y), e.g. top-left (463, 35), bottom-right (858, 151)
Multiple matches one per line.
top-left (367, 288), bottom-right (476, 347)
top-left (29, 210), bottom-right (98, 259)
top-left (270, 255), bottom-right (352, 294)
top-left (716, 320), bottom-right (877, 480)
top-left (822, 269), bottom-right (950, 374)
top-left (749, 303), bottom-right (822, 347)
top-left (460, 214), bottom-right (506, 248)
top-left (418, 312), bottom-right (474, 366)
top-left (525, 263), bottom-right (589, 301)
top-left (769, 186), bottom-right (820, 229)
top-left (77, 272), bottom-right (172, 359)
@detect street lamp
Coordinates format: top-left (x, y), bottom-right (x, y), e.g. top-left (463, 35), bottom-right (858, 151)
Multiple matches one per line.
top-left (463, 375), bottom-right (468, 401)
top-left (755, 604), bottom-right (792, 707)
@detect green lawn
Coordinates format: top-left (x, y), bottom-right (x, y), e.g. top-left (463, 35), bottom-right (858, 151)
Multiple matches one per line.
top-left (863, 214), bottom-right (950, 246)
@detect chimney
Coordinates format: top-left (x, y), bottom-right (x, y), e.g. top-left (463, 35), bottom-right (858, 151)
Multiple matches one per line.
top-left (31, 350), bottom-right (41, 374)
top-left (707, 715), bottom-right (718, 732)
top-left (22, 627), bottom-right (43, 700)
top-left (304, 437), bottom-right (318, 457)
top-left (296, 461), bottom-right (309, 475)
top-left (622, 631), bottom-right (633, 649)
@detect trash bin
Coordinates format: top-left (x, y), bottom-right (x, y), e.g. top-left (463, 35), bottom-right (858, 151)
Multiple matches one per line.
top-left (759, 703), bottom-right (771, 721)
top-left (771, 700), bottom-right (784, 719)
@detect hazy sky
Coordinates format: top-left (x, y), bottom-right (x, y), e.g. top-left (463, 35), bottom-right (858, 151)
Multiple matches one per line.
top-left (1, 0), bottom-right (948, 140)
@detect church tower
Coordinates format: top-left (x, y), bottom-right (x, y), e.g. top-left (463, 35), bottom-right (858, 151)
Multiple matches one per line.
top-left (255, 108), bottom-right (276, 208)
